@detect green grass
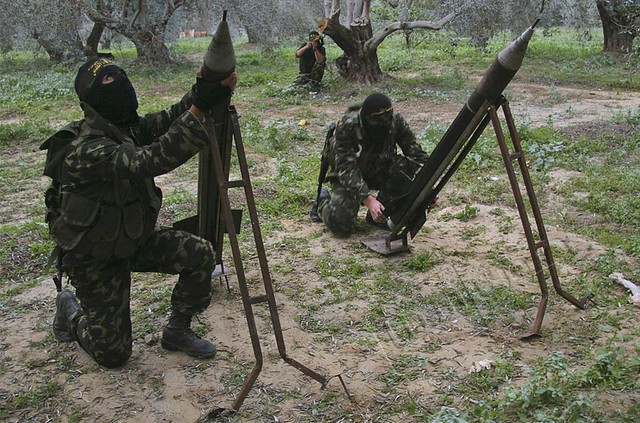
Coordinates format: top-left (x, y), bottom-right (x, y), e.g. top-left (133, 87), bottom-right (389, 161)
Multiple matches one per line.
top-left (0, 26), bottom-right (638, 423)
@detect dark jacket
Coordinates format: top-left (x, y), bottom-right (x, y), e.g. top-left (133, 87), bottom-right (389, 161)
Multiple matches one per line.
top-left (48, 89), bottom-right (209, 261)
top-left (326, 109), bottom-right (430, 199)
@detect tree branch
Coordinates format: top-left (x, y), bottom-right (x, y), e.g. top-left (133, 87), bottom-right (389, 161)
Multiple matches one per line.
top-left (130, 0), bottom-right (143, 27)
top-left (320, 8), bottom-right (359, 55)
top-left (349, 0), bottom-right (371, 26)
top-left (399, 0), bottom-right (413, 22)
top-left (330, 0), bottom-right (340, 16)
top-left (365, 11), bottom-right (456, 51)
top-left (84, 0), bottom-right (121, 26)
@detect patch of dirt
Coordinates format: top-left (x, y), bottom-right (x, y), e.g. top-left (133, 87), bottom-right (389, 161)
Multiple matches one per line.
top-left (507, 82), bottom-right (640, 127)
top-left (1, 82), bottom-right (639, 422)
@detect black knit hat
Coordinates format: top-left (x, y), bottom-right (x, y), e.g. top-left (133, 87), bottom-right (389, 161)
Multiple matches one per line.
top-left (361, 93), bottom-right (393, 117)
top-left (74, 57), bottom-right (121, 103)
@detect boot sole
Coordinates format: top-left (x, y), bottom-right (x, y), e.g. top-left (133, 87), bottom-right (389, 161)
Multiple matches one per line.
top-left (161, 339), bottom-right (217, 359)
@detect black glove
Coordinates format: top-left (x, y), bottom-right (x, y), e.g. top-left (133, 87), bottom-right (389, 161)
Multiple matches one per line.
top-left (192, 78), bottom-right (231, 113)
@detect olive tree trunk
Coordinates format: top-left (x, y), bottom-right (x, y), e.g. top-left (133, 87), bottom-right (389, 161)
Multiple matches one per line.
top-left (83, 0), bottom-right (183, 64)
top-left (596, 0), bottom-right (637, 53)
top-left (319, 0), bottom-right (456, 85)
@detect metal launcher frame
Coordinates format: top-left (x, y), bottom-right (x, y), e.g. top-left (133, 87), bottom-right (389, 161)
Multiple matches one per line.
top-left (192, 106), bottom-right (349, 417)
top-left (362, 96), bottom-right (590, 337)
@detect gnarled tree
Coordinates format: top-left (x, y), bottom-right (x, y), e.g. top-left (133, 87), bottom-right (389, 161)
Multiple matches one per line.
top-left (596, 0), bottom-right (639, 53)
top-left (318, 0), bottom-right (456, 84)
top-left (83, 0), bottom-right (185, 63)
top-left (0, 0), bottom-right (87, 62)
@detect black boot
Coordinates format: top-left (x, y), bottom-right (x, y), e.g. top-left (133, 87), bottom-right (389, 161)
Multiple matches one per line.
top-left (161, 312), bottom-right (216, 358)
top-left (53, 288), bottom-right (82, 342)
top-left (310, 187), bottom-right (329, 223)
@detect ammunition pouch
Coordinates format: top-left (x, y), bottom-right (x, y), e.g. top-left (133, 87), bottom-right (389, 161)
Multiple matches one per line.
top-left (51, 182), bottom-right (159, 260)
top-left (51, 192), bottom-right (101, 251)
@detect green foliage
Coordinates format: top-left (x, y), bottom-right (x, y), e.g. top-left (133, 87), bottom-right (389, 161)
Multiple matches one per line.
top-left (0, 26), bottom-right (639, 422)
top-left (400, 251), bottom-right (440, 273)
top-left (518, 124), bottom-right (567, 171)
top-left (7, 381), bottom-right (62, 411)
top-left (555, 130), bottom-right (639, 256)
top-left (467, 346), bottom-right (640, 422)
top-left (0, 121), bottom-right (53, 147)
top-left (0, 70), bottom-right (75, 115)
top-left (442, 204), bottom-right (479, 222)
top-left (315, 255), bottom-right (368, 279)
top-left (377, 354), bottom-right (432, 386)
top-left (423, 281), bottom-right (533, 329)
top-left (0, 220), bottom-right (53, 288)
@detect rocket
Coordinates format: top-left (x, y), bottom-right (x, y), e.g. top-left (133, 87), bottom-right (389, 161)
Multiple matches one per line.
top-left (174, 11), bottom-right (238, 264)
top-left (385, 21), bottom-right (538, 242)
top-left (197, 10), bottom-right (238, 260)
top-left (202, 10), bottom-right (236, 82)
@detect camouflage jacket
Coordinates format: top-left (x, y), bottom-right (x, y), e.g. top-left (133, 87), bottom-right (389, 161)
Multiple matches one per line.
top-left (325, 109), bottom-right (429, 199)
top-left (47, 88), bottom-right (209, 261)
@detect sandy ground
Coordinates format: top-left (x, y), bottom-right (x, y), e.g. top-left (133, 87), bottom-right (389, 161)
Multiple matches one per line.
top-left (1, 81), bottom-right (639, 422)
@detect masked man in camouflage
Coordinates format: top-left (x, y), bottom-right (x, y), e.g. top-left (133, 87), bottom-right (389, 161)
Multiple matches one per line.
top-left (44, 56), bottom-right (237, 368)
top-left (313, 93), bottom-right (430, 237)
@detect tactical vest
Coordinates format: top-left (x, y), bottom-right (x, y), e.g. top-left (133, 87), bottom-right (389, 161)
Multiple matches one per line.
top-left (40, 121), bottom-right (83, 233)
top-left (40, 120), bottom-right (161, 261)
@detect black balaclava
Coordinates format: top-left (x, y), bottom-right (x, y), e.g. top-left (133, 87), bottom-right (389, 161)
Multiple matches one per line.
top-left (75, 57), bottom-right (140, 127)
top-left (360, 93), bottom-right (393, 136)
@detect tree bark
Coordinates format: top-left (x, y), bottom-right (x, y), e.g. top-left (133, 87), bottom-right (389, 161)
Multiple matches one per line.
top-left (85, 23), bottom-right (105, 57)
top-left (32, 30), bottom-right (84, 63)
top-left (130, 31), bottom-right (172, 63)
top-left (83, 0), bottom-right (182, 64)
top-left (596, 0), bottom-right (636, 53)
top-left (320, 4), bottom-right (456, 85)
top-left (321, 10), bottom-right (383, 84)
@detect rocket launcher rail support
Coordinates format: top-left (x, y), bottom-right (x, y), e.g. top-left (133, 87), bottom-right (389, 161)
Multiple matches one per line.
top-left (362, 22), bottom-right (590, 337)
top-left (198, 106), bottom-right (348, 418)
top-left (173, 12), bottom-right (343, 418)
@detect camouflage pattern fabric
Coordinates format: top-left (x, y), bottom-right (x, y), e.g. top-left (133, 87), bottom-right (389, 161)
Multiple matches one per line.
top-left (51, 88), bottom-right (208, 257)
top-left (65, 228), bottom-right (214, 368)
top-left (294, 61), bottom-right (326, 88)
top-left (318, 110), bottom-right (429, 236)
top-left (48, 86), bottom-right (217, 367)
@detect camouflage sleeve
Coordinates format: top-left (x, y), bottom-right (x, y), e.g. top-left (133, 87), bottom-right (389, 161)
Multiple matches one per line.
top-left (134, 86), bottom-right (196, 145)
top-left (66, 111), bottom-right (208, 181)
top-left (395, 114), bottom-right (430, 164)
top-left (333, 117), bottom-right (370, 197)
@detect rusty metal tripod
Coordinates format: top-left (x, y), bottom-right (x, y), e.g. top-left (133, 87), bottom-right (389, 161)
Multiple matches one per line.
top-left (364, 96), bottom-right (590, 337)
top-left (199, 106), bottom-right (335, 417)
top-left (488, 97), bottom-right (590, 337)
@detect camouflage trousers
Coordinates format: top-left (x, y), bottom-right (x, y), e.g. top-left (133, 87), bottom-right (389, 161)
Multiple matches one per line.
top-left (294, 61), bottom-right (326, 86)
top-left (62, 228), bottom-right (215, 368)
top-left (318, 156), bottom-right (423, 237)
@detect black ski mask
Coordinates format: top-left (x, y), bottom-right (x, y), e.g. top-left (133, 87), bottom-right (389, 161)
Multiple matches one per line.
top-left (361, 93), bottom-right (394, 136)
top-left (75, 57), bottom-right (140, 127)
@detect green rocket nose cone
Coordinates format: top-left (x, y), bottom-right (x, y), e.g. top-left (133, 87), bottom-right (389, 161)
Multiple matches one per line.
top-left (202, 11), bottom-right (236, 82)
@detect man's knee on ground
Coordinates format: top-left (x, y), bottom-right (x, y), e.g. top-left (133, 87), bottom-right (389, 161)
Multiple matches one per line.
top-left (322, 207), bottom-right (356, 237)
top-left (93, 348), bottom-right (132, 368)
